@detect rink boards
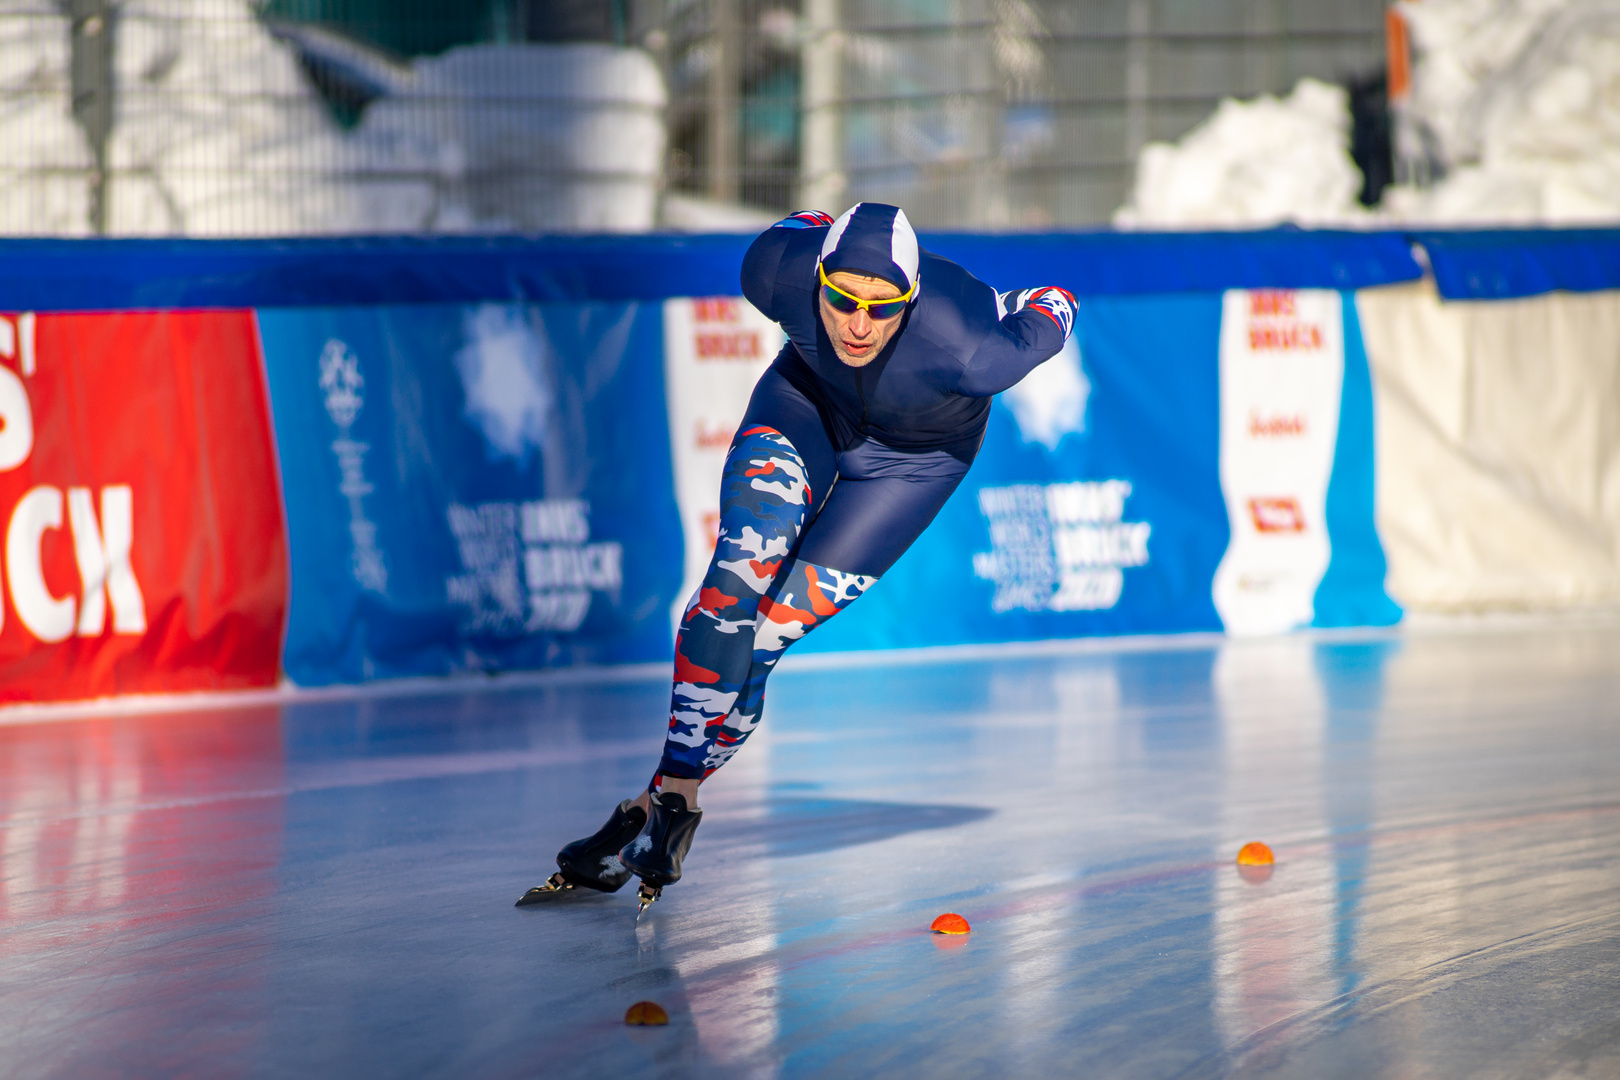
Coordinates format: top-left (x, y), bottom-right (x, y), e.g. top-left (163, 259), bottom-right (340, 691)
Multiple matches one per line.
top-left (0, 228), bottom-right (1612, 702)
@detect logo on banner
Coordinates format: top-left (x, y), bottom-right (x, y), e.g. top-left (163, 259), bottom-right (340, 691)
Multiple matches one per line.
top-left (0, 312), bottom-right (149, 644)
top-left (1248, 496), bottom-right (1305, 533)
top-left (319, 338), bottom-right (387, 593)
top-left (446, 498), bottom-right (623, 635)
top-left (972, 480), bottom-right (1151, 613)
top-left (1213, 289), bottom-right (1343, 636)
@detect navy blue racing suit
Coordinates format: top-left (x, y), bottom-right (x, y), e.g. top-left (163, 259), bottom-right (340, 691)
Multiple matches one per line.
top-left (655, 217), bottom-right (1071, 782)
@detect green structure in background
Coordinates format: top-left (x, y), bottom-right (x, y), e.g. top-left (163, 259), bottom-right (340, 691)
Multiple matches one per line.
top-left (261, 0), bottom-right (628, 56)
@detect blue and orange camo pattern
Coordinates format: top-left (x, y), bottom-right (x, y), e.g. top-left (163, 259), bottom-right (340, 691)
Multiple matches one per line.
top-left (656, 425), bottom-right (875, 781)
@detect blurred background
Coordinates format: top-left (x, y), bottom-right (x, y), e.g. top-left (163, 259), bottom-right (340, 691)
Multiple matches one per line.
top-left (9, 0), bottom-right (1617, 237)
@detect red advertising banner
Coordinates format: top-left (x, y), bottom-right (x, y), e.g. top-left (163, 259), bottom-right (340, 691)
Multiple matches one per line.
top-left (0, 311), bottom-right (287, 703)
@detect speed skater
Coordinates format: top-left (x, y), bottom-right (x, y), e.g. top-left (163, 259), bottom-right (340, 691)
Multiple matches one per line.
top-left (517, 202), bottom-right (1076, 917)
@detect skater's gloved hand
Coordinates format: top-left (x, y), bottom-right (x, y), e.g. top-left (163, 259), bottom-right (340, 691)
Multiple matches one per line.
top-left (999, 286), bottom-right (1076, 341)
top-left (773, 210), bottom-right (836, 229)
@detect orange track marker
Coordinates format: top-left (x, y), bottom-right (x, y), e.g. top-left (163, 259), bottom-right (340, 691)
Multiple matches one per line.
top-left (1235, 841), bottom-right (1274, 866)
top-left (625, 1001), bottom-right (669, 1026)
top-left (930, 912), bottom-right (971, 935)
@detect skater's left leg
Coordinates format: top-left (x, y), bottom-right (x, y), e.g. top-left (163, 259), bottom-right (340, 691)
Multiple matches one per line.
top-left (669, 457), bottom-right (975, 778)
top-left (645, 374), bottom-right (837, 806)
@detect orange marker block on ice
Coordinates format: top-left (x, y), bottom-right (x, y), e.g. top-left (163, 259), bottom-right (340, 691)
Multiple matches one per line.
top-left (625, 1001), bottom-right (669, 1026)
top-left (1235, 841), bottom-right (1275, 883)
top-left (931, 913), bottom-right (971, 935)
top-left (1235, 841), bottom-right (1274, 866)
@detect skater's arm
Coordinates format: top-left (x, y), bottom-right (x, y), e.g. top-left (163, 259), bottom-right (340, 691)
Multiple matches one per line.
top-left (956, 286), bottom-right (1076, 397)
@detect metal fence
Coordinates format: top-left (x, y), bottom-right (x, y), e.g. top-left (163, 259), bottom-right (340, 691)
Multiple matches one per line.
top-left (0, 0), bottom-right (1388, 236)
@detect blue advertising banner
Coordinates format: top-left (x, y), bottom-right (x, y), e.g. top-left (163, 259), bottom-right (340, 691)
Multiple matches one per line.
top-left (797, 290), bottom-right (1399, 654)
top-left (258, 302), bottom-right (683, 685)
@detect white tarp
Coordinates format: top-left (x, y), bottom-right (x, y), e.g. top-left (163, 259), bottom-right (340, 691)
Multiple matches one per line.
top-left (1358, 281), bottom-right (1620, 610)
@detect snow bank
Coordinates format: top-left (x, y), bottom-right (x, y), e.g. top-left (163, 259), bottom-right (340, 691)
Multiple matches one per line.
top-left (1114, 79), bottom-right (1367, 228)
top-left (1116, 1), bottom-right (1620, 228)
top-left (104, 0), bottom-right (665, 235)
top-left (1385, 0), bottom-right (1620, 225)
top-left (108, 0), bottom-right (426, 235)
top-left (0, 1), bottom-right (92, 236)
top-left (357, 44), bottom-right (666, 233)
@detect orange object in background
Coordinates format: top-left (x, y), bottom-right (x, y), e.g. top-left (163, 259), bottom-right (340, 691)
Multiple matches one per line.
top-left (625, 1001), bottom-right (669, 1026)
top-left (930, 913), bottom-right (971, 935)
top-left (1236, 841), bottom-right (1274, 865)
top-left (1386, 7), bottom-right (1412, 104)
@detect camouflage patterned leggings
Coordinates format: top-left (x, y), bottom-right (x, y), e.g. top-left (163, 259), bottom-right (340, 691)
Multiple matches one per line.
top-left (656, 366), bottom-right (973, 782)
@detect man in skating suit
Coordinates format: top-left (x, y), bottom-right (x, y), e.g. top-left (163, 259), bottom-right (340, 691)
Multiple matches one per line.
top-left (519, 202), bottom-right (1076, 916)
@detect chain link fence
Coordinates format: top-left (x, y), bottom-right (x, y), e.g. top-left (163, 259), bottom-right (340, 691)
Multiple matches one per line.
top-left (0, 0), bottom-right (1387, 235)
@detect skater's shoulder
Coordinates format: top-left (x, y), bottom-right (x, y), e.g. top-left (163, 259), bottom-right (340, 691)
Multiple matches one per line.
top-left (905, 250), bottom-right (1000, 361)
top-left (742, 219), bottom-right (823, 314)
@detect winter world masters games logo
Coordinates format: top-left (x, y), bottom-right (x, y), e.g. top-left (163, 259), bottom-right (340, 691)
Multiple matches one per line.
top-left (319, 338), bottom-right (387, 594)
top-left (972, 480), bottom-right (1151, 613)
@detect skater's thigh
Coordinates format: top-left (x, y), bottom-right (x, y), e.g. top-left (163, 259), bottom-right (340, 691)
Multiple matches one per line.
top-left (734, 366), bottom-right (837, 519)
top-left (796, 465), bottom-right (969, 578)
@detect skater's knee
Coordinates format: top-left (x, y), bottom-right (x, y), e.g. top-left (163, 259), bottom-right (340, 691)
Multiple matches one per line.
top-left (754, 560), bottom-right (878, 651)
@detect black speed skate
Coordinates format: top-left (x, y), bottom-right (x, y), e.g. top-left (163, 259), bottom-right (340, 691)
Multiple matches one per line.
top-left (619, 790), bottom-right (703, 920)
top-left (515, 798), bottom-right (648, 906)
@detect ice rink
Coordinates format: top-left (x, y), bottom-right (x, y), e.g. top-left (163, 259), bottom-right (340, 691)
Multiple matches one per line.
top-left (4, 622), bottom-right (1620, 1079)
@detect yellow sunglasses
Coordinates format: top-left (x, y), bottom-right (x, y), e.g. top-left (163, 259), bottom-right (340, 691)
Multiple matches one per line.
top-left (818, 262), bottom-right (915, 320)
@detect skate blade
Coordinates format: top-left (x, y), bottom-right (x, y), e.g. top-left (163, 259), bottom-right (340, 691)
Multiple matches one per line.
top-left (634, 881), bottom-right (662, 922)
top-left (515, 872), bottom-right (575, 907)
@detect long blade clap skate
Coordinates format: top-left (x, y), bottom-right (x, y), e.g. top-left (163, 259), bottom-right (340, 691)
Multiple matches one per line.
top-left (619, 790), bottom-right (702, 922)
top-left (515, 799), bottom-right (648, 907)
top-left (515, 872), bottom-right (575, 905)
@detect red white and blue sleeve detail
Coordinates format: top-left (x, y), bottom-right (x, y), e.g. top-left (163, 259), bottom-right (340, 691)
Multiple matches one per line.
top-left (773, 210), bottom-right (836, 229)
top-left (999, 286), bottom-right (1077, 340)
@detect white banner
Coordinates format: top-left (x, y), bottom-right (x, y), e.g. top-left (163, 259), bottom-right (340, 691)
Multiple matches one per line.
top-left (662, 297), bottom-right (784, 633)
top-left (1212, 289), bottom-right (1344, 636)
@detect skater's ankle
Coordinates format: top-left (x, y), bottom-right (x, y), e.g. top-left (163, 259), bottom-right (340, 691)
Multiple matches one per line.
top-left (634, 776), bottom-right (699, 812)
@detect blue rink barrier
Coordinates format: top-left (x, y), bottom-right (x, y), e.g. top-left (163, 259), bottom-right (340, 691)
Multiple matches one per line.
top-left (3, 227), bottom-right (1608, 689)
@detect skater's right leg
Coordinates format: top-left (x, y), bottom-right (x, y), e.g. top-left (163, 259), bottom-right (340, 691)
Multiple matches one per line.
top-left (656, 423), bottom-right (817, 789)
top-left (645, 368), bottom-right (837, 806)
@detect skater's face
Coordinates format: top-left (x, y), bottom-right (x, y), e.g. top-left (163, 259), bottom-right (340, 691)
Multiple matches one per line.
top-left (820, 270), bottom-right (906, 368)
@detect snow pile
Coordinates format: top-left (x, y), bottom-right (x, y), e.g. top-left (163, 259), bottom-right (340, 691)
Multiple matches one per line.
top-left (1385, 0), bottom-right (1620, 225)
top-left (1115, 0), bottom-right (1620, 228)
top-left (0, 1), bottom-right (92, 236)
top-left (105, 0), bottom-right (665, 235)
top-left (358, 44), bottom-right (666, 232)
top-left (1114, 79), bottom-right (1366, 228)
top-left (108, 0), bottom-right (431, 235)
